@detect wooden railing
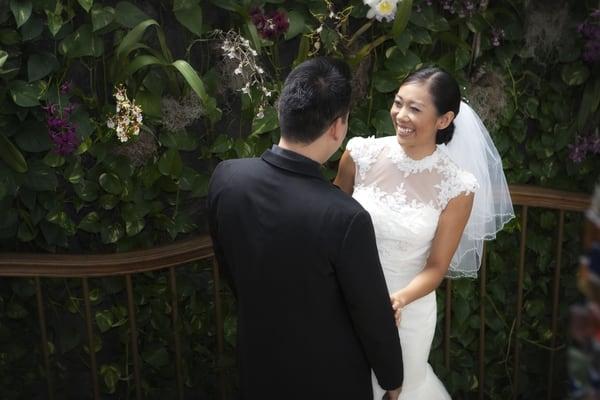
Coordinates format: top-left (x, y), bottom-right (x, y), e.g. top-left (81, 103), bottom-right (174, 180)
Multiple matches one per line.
top-left (0, 185), bottom-right (591, 399)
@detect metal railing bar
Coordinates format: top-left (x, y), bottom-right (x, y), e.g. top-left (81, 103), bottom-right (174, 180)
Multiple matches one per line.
top-left (125, 274), bottom-right (142, 400)
top-left (82, 278), bottom-right (100, 400)
top-left (35, 277), bottom-right (54, 400)
top-left (547, 210), bottom-right (565, 399)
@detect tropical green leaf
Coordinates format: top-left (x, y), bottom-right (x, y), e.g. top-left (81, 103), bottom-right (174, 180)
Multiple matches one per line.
top-left (115, 1), bottom-right (150, 28)
top-left (46, 11), bottom-right (63, 37)
top-left (174, 3), bottom-right (203, 37)
top-left (10, 0), bottom-right (32, 28)
top-left (284, 10), bottom-right (306, 40)
top-left (59, 24), bottom-right (104, 58)
top-left (99, 172), bottom-right (123, 195)
top-left (392, 0), bottom-right (412, 37)
top-left (0, 50), bottom-right (7, 68)
top-left (561, 62), bottom-right (589, 86)
top-left (210, 135), bottom-right (233, 154)
top-left (15, 120), bottom-right (52, 152)
top-left (9, 80), bottom-right (41, 107)
top-left (27, 52), bottom-right (58, 82)
top-left (116, 19), bottom-right (160, 60)
top-left (91, 6), bottom-right (115, 31)
top-left (23, 161), bottom-right (58, 191)
top-left (158, 148), bottom-right (183, 178)
top-left (0, 134), bottom-right (28, 173)
top-left (251, 106), bottom-right (279, 136)
top-left (95, 310), bottom-right (113, 332)
top-left (100, 222), bottom-right (124, 244)
top-left (77, 0), bottom-right (93, 12)
top-left (20, 15), bottom-right (44, 41)
top-left (79, 211), bottom-right (101, 233)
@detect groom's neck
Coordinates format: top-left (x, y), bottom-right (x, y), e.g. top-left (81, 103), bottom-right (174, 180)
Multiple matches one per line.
top-left (278, 138), bottom-right (329, 165)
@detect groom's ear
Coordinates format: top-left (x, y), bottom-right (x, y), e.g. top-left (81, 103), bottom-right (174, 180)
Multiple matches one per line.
top-left (330, 113), bottom-right (349, 141)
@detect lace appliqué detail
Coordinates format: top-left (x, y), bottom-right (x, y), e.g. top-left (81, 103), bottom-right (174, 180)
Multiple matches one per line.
top-left (435, 158), bottom-right (479, 209)
top-left (346, 136), bottom-right (385, 180)
top-left (387, 140), bottom-right (441, 177)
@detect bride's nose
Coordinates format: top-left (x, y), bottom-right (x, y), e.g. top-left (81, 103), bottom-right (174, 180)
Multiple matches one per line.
top-left (395, 106), bottom-right (410, 123)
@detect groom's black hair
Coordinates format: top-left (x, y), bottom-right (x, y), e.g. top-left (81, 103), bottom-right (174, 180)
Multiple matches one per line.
top-left (277, 57), bottom-right (352, 144)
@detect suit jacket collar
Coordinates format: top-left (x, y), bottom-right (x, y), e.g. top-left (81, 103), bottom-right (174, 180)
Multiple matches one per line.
top-left (261, 145), bottom-right (326, 181)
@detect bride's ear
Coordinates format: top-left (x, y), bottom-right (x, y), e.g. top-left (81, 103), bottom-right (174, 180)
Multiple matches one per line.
top-left (436, 111), bottom-right (455, 130)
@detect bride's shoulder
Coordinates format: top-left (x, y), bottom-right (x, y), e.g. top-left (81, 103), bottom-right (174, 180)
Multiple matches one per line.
top-left (346, 135), bottom-right (390, 155)
top-left (438, 149), bottom-right (479, 194)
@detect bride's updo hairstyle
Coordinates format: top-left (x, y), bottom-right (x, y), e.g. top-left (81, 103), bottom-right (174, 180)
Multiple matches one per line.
top-left (400, 67), bottom-right (461, 145)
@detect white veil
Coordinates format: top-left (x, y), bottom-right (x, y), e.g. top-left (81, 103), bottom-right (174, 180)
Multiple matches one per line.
top-left (440, 101), bottom-right (515, 278)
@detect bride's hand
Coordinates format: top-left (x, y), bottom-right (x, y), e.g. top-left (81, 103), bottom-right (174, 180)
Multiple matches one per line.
top-left (390, 292), bottom-right (407, 326)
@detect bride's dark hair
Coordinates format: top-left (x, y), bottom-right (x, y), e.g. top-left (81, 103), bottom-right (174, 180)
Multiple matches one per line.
top-left (400, 67), bottom-right (461, 145)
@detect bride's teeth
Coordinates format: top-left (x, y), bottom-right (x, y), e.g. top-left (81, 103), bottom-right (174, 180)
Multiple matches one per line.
top-left (397, 127), bottom-right (414, 135)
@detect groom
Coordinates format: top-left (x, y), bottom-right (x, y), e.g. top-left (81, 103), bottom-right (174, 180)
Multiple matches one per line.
top-left (208, 57), bottom-right (403, 399)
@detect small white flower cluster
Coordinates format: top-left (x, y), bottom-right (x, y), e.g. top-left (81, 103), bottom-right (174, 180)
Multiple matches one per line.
top-left (106, 85), bottom-right (143, 143)
top-left (216, 30), bottom-right (273, 118)
top-left (364, 0), bottom-right (400, 22)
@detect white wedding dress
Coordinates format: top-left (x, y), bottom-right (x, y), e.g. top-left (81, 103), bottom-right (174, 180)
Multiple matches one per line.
top-left (347, 135), bottom-right (478, 399)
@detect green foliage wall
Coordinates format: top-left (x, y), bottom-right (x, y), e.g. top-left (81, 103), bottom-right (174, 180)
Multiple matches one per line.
top-left (0, 0), bottom-right (598, 398)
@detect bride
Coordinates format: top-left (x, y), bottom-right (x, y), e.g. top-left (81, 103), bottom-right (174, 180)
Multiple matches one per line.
top-left (334, 67), bottom-right (514, 399)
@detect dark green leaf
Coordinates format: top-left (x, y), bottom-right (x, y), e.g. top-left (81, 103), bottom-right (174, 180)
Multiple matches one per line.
top-left (16, 120), bottom-right (52, 152)
top-left (79, 211), bottom-right (101, 233)
top-left (10, 0), bottom-right (32, 28)
top-left (9, 80), bottom-right (41, 107)
top-left (91, 6), bottom-right (115, 32)
top-left (74, 180), bottom-right (99, 202)
top-left (77, 0), bottom-right (93, 12)
top-left (115, 1), bottom-right (150, 28)
top-left (158, 148), bottom-right (183, 177)
top-left (99, 172), bottom-right (123, 195)
top-left (20, 15), bottom-right (43, 41)
top-left (27, 52), bottom-right (58, 82)
top-left (23, 161), bottom-right (58, 191)
top-left (284, 10), bottom-right (306, 40)
top-left (100, 222), bottom-right (124, 243)
top-left (95, 310), bottom-right (113, 332)
top-left (174, 4), bottom-right (202, 37)
top-left (142, 347), bottom-right (169, 369)
top-left (561, 62), bottom-right (589, 86)
top-left (59, 24), bottom-right (104, 58)
top-left (210, 135), bottom-right (233, 153)
top-left (392, 0), bottom-right (412, 37)
top-left (42, 151), bottom-right (64, 167)
top-left (251, 106), bottom-right (278, 136)
top-left (371, 109), bottom-right (394, 136)
top-left (125, 219), bottom-right (145, 236)
top-left (159, 131), bottom-right (199, 151)
top-left (0, 134), bottom-right (28, 172)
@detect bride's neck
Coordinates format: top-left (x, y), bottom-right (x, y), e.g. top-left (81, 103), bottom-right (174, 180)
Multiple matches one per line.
top-left (400, 142), bottom-right (437, 160)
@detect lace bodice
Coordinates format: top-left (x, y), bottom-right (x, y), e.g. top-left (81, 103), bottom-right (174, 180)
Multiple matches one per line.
top-left (348, 136), bottom-right (478, 277)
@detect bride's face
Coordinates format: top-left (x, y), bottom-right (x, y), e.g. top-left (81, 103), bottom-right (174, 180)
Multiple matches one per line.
top-left (390, 82), bottom-right (442, 149)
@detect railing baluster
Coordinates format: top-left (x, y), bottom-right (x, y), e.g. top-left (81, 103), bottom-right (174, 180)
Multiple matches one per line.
top-left (125, 274), bottom-right (142, 400)
top-left (444, 279), bottom-right (452, 370)
top-left (35, 277), bottom-right (54, 400)
top-left (479, 244), bottom-right (487, 400)
top-left (168, 267), bottom-right (184, 400)
top-left (82, 278), bottom-right (100, 400)
top-left (513, 205), bottom-right (528, 398)
top-left (212, 258), bottom-right (226, 400)
top-left (547, 210), bottom-right (565, 399)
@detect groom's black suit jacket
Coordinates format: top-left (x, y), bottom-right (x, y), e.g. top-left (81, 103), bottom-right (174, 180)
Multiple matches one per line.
top-left (208, 145), bottom-right (403, 399)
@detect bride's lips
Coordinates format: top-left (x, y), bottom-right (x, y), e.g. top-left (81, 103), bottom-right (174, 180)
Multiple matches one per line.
top-left (395, 125), bottom-right (415, 138)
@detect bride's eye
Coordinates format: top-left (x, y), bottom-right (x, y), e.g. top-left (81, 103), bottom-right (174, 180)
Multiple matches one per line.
top-left (411, 106), bottom-right (420, 112)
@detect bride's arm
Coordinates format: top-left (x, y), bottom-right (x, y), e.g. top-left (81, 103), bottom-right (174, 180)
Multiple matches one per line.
top-left (334, 150), bottom-right (355, 195)
top-left (391, 192), bottom-right (475, 309)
